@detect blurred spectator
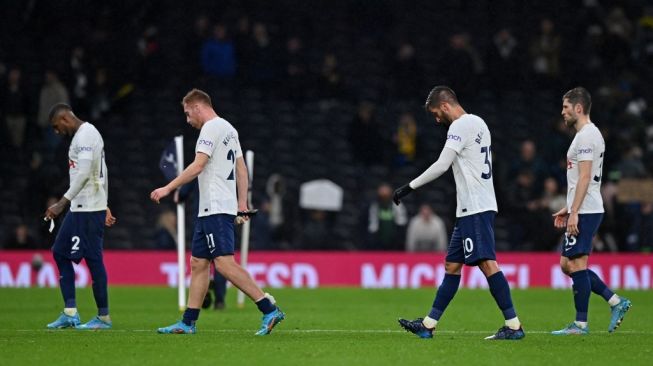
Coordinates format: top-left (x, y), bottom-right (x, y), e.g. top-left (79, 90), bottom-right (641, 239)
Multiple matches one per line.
top-left (68, 46), bottom-right (90, 115)
top-left (90, 68), bottom-right (112, 120)
top-left (529, 18), bottom-right (561, 88)
top-left (283, 36), bottom-right (308, 102)
top-left (266, 174), bottom-right (291, 248)
top-left (154, 210), bottom-right (177, 250)
top-left (318, 52), bottom-right (344, 100)
top-left (439, 32), bottom-right (484, 96)
top-left (487, 28), bottom-right (524, 91)
top-left (249, 22), bottom-right (279, 89)
top-left (539, 177), bottom-right (566, 215)
top-left (2, 67), bottom-right (29, 149)
top-left (37, 70), bottom-right (69, 150)
top-left (405, 204), bottom-right (447, 252)
top-left (201, 24), bottom-right (236, 81)
top-left (391, 42), bottom-right (423, 100)
top-left (233, 16), bottom-right (254, 83)
top-left (3, 223), bottom-right (40, 249)
top-left (617, 146), bottom-right (647, 178)
top-left (186, 15), bottom-right (210, 78)
top-left (137, 25), bottom-right (164, 88)
top-left (602, 7), bottom-right (634, 71)
top-left (365, 183), bottom-right (408, 250)
top-left (510, 139), bottom-right (549, 191)
top-left (505, 169), bottom-right (546, 250)
top-left (349, 101), bottom-right (385, 167)
top-left (393, 112), bottom-right (417, 166)
top-left (298, 209), bottom-right (336, 250)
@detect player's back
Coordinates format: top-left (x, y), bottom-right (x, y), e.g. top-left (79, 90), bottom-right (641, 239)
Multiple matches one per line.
top-left (444, 114), bottom-right (497, 217)
top-left (68, 122), bottom-right (108, 212)
top-left (566, 122), bottom-right (605, 214)
top-left (195, 117), bottom-right (242, 217)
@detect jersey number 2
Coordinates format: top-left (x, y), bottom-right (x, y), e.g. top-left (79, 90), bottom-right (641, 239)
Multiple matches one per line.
top-left (226, 150), bottom-right (235, 180)
top-left (481, 146), bottom-right (492, 179)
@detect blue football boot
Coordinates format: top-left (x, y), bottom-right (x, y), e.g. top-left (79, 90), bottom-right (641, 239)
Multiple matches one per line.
top-left (157, 320), bottom-right (196, 334)
top-left (47, 312), bottom-right (81, 329)
top-left (485, 326), bottom-right (525, 340)
top-left (77, 316), bottom-right (112, 330)
top-left (608, 297), bottom-right (632, 333)
top-left (255, 308), bottom-right (285, 336)
top-left (398, 318), bottom-right (434, 339)
top-left (551, 322), bottom-right (589, 335)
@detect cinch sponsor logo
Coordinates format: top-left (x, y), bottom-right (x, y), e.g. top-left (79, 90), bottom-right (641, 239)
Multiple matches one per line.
top-left (578, 148), bottom-right (592, 154)
top-left (75, 146), bottom-right (92, 153)
top-left (447, 134), bottom-right (462, 142)
top-left (198, 139), bottom-right (214, 147)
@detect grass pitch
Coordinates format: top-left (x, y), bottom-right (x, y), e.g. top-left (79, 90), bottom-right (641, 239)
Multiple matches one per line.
top-left (0, 287), bottom-right (651, 365)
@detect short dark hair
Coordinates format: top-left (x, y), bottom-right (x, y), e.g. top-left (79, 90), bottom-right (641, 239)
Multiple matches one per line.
top-left (182, 88), bottom-right (212, 107)
top-left (563, 87), bottom-right (591, 115)
top-left (48, 103), bottom-right (72, 122)
top-left (424, 86), bottom-right (459, 110)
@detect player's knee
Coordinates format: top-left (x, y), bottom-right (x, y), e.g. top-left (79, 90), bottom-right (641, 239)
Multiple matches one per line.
top-left (478, 260), bottom-right (500, 277)
top-left (190, 257), bottom-right (210, 272)
top-left (444, 262), bottom-right (463, 275)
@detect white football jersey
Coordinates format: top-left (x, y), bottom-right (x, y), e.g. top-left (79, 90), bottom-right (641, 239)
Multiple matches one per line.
top-left (566, 122), bottom-right (605, 214)
top-left (195, 117), bottom-right (243, 217)
top-left (444, 114), bottom-right (498, 217)
top-left (66, 122), bottom-right (108, 212)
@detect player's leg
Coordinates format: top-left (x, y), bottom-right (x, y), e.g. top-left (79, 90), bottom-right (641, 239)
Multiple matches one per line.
top-left (478, 260), bottom-right (524, 340)
top-left (77, 212), bottom-right (112, 330)
top-left (47, 212), bottom-right (81, 329)
top-left (587, 269), bottom-right (632, 332)
top-left (158, 219), bottom-right (211, 334)
top-left (213, 268), bottom-right (227, 310)
top-left (398, 225), bottom-right (463, 338)
top-left (211, 213), bottom-right (284, 335)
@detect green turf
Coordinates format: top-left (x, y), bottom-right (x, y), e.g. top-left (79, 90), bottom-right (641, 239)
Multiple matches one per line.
top-left (0, 287), bottom-right (650, 365)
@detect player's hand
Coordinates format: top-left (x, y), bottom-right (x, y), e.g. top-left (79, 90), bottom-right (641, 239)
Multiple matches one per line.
top-left (552, 207), bottom-right (568, 229)
top-left (105, 207), bottom-right (117, 227)
top-left (566, 212), bottom-right (579, 236)
top-left (44, 198), bottom-right (70, 220)
top-left (150, 186), bottom-right (171, 203)
top-left (393, 184), bottom-right (414, 205)
top-left (236, 203), bottom-right (250, 224)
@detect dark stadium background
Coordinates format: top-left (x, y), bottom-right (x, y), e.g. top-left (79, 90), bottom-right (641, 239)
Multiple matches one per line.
top-left (1, 0), bottom-right (652, 253)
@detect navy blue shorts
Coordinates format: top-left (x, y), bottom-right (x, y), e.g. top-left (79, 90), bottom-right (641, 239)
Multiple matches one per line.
top-left (446, 211), bottom-right (497, 266)
top-left (561, 213), bottom-right (603, 258)
top-left (52, 211), bottom-right (106, 263)
top-left (191, 214), bottom-right (236, 259)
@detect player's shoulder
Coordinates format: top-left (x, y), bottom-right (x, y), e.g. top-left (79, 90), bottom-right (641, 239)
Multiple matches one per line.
top-left (580, 122), bottom-right (604, 141)
top-left (204, 117), bottom-right (237, 133)
top-left (77, 122), bottom-right (102, 141)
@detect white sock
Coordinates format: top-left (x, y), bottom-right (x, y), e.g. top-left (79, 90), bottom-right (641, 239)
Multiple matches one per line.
top-left (505, 317), bottom-right (521, 330)
top-left (574, 321), bottom-right (588, 329)
top-left (63, 308), bottom-right (77, 316)
top-left (608, 294), bottom-right (620, 307)
top-left (422, 316), bottom-right (438, 329)
top-left (98, 315), bottom-right (111, 323)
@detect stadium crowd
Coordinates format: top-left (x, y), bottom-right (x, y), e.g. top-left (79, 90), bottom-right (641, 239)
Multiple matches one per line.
top-left (1, 0), bottom-right (652, 252)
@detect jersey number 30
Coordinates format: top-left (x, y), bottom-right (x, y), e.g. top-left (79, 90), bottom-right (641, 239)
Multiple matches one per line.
top-left (481, 146), bottom-right (492, 179)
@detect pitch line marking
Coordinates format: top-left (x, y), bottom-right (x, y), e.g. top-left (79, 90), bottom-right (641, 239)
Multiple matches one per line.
top-left (9, 329), bottom-right (651, 335)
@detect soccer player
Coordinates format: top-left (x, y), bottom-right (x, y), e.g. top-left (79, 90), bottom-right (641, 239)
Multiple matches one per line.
top-left (393, 86), bottom-right (525, 340)
top-left (551, 87), bottom-right (631, 335)
top-left (44, 103), bottom-right (116, 330)
top-left (150, 89), bottom-right (285, 335)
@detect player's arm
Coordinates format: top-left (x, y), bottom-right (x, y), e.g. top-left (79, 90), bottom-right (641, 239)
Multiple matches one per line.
top-left (393, 147), bottom-right (457, 205)
top-left (235, 156), bottom-right (250, 217)
top-left (566, 160), bottom-right (592, 236)
top-left (150, 153), bottom-right (209, 203)
top-left (45, 157), bottom-right (93, 219)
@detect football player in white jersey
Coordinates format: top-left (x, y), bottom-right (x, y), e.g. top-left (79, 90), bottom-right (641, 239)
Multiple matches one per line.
top-left (393, 86), bottom-right (524, 340)
top-left (150, 89), bottom-right (284, 335)
top-left (551, 87), bottom-right (631, 335)
top-left (44, 103), bottom-right (116, 330)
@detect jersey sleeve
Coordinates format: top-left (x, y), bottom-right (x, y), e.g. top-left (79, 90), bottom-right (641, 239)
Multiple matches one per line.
top-left (235, 131), bottom-right (243, 158)
top-left (575, 132), bottom-right (596, 162)
top-left (76, 130), bottom-right (96, 161)
top-left (443, 121), bottom-right (467, 154)
top-left (196, 125), bottom-right (217, 157)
